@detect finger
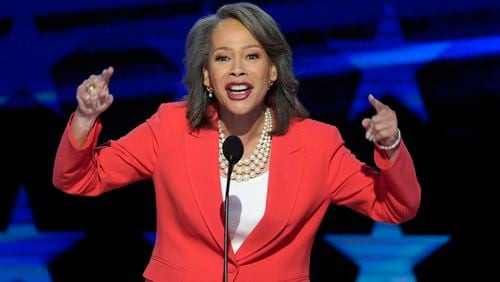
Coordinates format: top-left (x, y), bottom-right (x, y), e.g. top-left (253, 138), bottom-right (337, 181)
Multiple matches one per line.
top-left (76, 93), bottom-right (94, 114)
top-left (77, 83), bottom-right (92, 102)
top-left (82, 86), bottom-right (100, 108)
top-left (77, 84), bottom-right (88, 96)
top-left (368, 94), bottom-right (387, 113)
top-left (93, 94), bottom-right (113, 112)
top-left (365, 128), bottom-right (374, 141)
top-left (361, 118), bottom-right (371, 130)
top-left (85, 67), bottom-right (113, 90)
top-left (95, 90), bottom-right (108, 107)
top-left (364, 120), bottom-right (395, 143)
top-left (75, 91), bottom-right (87, 108)
top-left (85, 75), bottom-right (99, 95)
top-left (361, 118), bottom-right (375, 141)
top-left (102, 93), bottom-right (114, 108)
top-left (100, 66), bottom-right (114, 84)
top-left (85, 84), bottom-right (95, 93)
top-left (92, 67), bottom-right (114, 97)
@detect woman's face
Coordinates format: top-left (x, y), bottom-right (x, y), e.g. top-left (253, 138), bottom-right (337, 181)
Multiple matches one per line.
top-left (203, 18), bottom-right (277, 117)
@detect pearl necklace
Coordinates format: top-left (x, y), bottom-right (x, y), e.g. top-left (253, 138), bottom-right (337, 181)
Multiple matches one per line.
top-left (219, 107), bottom-right (273, 182)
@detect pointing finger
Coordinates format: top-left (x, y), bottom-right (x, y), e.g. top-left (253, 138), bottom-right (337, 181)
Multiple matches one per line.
top-left (368, 94), bottom-right (387, 113)
top-left (100, 66), bottom-right (114, 85)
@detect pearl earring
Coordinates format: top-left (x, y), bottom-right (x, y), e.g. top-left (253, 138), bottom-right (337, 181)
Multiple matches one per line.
top-left (206, 86), bottom-right (213, 98)
top-left (268, 80), bottom-right (274, 90)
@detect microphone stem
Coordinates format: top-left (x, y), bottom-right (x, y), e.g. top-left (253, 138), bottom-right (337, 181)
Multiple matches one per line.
top-left (224, 164), bottom-right (234, 282)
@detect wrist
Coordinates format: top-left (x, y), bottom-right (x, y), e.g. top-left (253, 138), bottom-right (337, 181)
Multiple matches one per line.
top-left (72, 110), bottom-right (98, 131)
top-left (375, 128), bottom-right (401, 150)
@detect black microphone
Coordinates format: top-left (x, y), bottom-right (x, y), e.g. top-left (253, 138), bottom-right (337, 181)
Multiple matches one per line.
top-left (223, 135), bottom-right (244, 166)
top-left (221, 135), bottom-right (243, 282)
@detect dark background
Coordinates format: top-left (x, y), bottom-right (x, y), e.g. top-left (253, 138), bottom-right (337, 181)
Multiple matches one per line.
top-left (1, 0), bottom-right (498, 281)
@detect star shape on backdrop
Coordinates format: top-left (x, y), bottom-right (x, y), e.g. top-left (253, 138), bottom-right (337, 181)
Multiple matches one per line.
top-left (293, 2), bottom-right (500, 122)
top-left (0, 185), bottom-right (85, 282)
top-left (0, 1), bottom-right (84, 115)
top-left (323, 222), bottom-right (450, 282)
top-left (344, 3), bottom-right (429, 122)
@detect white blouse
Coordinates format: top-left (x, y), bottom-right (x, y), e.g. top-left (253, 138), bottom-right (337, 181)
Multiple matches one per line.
top-left (220, 171), bottom-right (269, 252)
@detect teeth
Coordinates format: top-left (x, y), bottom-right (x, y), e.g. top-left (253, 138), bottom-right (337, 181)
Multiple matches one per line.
top-left (230, 85), bottom-right (248, 91)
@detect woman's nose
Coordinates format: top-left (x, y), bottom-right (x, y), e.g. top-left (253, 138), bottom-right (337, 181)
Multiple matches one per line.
top-left (230, 58), bottom-right (246, 77)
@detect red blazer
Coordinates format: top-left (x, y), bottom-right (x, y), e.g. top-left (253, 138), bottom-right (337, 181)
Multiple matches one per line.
top-left (53, 101), bottom-right (420, 282)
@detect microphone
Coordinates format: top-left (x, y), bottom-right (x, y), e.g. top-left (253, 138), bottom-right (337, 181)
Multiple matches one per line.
top-left (223, 135), bottom-right (244, 166)
top-left (222, 135), bottom-right (243, 282)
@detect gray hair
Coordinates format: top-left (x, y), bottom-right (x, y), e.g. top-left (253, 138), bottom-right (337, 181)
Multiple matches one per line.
top-left (183, 2), bottom-right (308, 134)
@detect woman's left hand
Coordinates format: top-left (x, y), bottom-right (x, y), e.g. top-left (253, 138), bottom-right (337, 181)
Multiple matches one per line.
top-left (361, 94), bottom-right (399, 147)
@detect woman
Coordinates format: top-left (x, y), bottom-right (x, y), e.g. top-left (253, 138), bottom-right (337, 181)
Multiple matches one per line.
top-left (53, 2), bottom-right (421, 281)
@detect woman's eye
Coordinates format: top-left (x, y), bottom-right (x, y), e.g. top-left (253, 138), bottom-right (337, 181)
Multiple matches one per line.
top-left (247, 54), bottom-right (259, 60)
top-left (215, 55), bottom-right (230, 62)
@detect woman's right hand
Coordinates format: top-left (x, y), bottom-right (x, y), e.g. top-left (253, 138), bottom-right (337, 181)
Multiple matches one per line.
top-left (70, 66), bottom-right (115, 147)
top-left (75, 66), bottom-right (114, 119)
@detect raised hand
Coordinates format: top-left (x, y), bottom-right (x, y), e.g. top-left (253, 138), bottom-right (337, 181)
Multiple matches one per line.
top-left (71, 66), bottom-right (115, 146)
top-left (361, 94), bottom-right (400, 150)
top-left (75, 66), bottom-right (115, 118)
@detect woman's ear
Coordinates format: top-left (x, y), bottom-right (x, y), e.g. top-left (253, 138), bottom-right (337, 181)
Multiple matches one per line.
top-left (203, 68), bottom-right (211, 88)
top-left (270, 64), bottom-right (278, 83)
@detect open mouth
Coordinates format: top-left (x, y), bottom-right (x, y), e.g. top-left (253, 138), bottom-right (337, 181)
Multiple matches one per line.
top-left (226, 83), bottom-right (252, 100)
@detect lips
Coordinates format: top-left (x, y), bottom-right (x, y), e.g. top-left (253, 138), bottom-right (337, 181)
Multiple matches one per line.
top-left (225, 82), bottom-right (253, 100)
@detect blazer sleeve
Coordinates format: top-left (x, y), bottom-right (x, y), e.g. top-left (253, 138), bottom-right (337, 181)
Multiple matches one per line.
top-left (52, 105), bottom-right (167, 196)
top-left (327, 127), bottom-right (421, 223)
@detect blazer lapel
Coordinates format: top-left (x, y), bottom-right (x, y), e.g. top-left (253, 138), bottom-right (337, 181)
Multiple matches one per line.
top-left (184, 127), bottom-right (227, 254)
top-left (236, 124), bottom-right (304, 262)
